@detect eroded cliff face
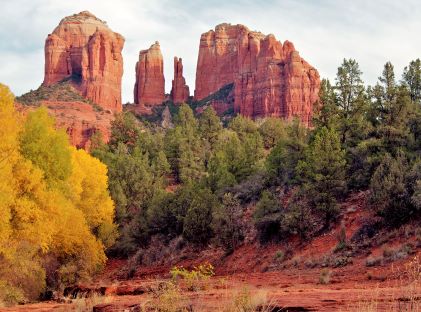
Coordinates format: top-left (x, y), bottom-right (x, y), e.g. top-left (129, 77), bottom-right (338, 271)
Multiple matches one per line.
top-left (194, 23), bottom-right (320, 125)
top-left (44, 11), bottom-right (124, 112)
top-left (134, 42), bottom-right (165, 109)
top-left (21, 11), bottom-right (125, 149)
top-left (170, 57), bottom-right (190, 104)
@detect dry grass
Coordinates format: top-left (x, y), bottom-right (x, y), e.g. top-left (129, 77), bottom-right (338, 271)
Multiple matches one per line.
top-left (221, 287), bottom-right (276, 312)
top-left (72, 292), bottom-right (111, 312)
top-left (349, 255), bottom-right (421, 311)
top-left (319, 268), bottom-right (332, 285)
top-left (141, 281), bottom-right (191, 312)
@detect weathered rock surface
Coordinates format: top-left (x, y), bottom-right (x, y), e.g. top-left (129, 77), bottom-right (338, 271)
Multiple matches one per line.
top-left (134, 42), bottom-right (165, 108)
top-left (44, 11), bottom-right (124, 112)
top-left (15, 100), bottom-right (113, 150)
top-left (170, 57), bottom-right (190, 103)
top-left (194, 23), bottom-right (320, 125)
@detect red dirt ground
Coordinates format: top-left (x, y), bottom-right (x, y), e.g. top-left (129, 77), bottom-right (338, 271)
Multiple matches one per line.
top-left (3, 192), bottom-right (421, 311)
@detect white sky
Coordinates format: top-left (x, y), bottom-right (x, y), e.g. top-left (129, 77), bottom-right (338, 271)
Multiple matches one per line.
top-left (0, 0), bottom-right (420, 103)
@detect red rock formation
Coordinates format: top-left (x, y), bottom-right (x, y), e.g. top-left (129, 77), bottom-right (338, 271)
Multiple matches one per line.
top-left (134, 42), bottom-right (165, 108)
top-left (44, 11), bottom-right (124, 112)
top-left (170, 57), bottom-right (190, 103)
top-left (194, 23), bottom-right (320, 125)
top-left (15, 100), bottom-right (113, 150)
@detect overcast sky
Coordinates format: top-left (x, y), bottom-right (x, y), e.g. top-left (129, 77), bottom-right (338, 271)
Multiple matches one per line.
top-left (0, 0), bottom-right (420, 103)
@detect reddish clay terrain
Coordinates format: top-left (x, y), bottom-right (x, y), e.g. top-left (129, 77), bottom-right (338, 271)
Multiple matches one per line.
top-left (5, 192), bottom-right (421, 311)
top-left (16, 100), bottom-right (113, 149)
top-left (15, 81), bottom-right (114, 149)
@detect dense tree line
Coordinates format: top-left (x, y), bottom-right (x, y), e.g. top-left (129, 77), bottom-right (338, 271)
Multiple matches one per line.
top-left (92, 58), bottom-right (421, 258)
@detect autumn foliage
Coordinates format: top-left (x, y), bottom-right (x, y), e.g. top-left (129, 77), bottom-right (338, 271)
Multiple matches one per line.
top-left (0, 84), bottom-right (116, 305)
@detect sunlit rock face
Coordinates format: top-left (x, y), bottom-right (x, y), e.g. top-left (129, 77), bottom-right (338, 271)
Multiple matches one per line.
top-left (194, 23), bottom-right (320, 125)
top-left (44, 11), bottom-right (124, 112)
top-left (171, 57), bottom-right (190, 104)
top-left (134, 41), bottom-right (165, 108)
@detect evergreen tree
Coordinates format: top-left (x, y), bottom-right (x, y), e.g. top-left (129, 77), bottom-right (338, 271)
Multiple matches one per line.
top-left (165, 104), bottom-right (205, 183)
top-left (207, 150), bottom-right (236, 192)
top-left (259, 117), bottom-right (286, 149)
top-left (228, 115), bottom-right (258, 137)
top-left (266, 119), bottom-right (308, 187)
top-left (212, 193), bottom-right (244, 251)
top-left (109, 112), bottom-right (141, 151)
top-left (370, 153), bottom-right (410, 225)
top-left (298, 127), bottom-right (346, 227)
top-left (372, 62), bottom-right (412, 154)
top-left (284, 189), bottom-right (315, 240)
top-left (402, 59), bottom-right (421, 105)
top-left (313, 78), bottom-right (339, 129)
top-left (183, 188), bottom-right (218, 245)
top-left (199, 106), bottom-right (222, 145)
top-left (334, 59), bottom-right (369, 147)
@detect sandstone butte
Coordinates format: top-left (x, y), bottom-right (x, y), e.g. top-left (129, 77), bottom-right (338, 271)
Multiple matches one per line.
top-left (194, 23), bottom-right (320, 126)
top-left (170, 57), bottom-right (190, 103)
top-left (16, 11), bottom-right (125, 149)
top-left (44, 11), bottom-right (125, 112)
top-left (134, 42), bottom-right (165, 110)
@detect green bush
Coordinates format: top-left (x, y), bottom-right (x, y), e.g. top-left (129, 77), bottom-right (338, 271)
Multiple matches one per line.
top-left (253, 191), bottom-right (284, 243)
top-left (283, 189), bottom-right (316, 240)
top-left (0, 281), bottom-right (25, 307)
top-left (212, 193), bottom-right (244, 252)
top-left (258, 117), bottom-right (286, 149)
top-left (369, 153), bottom-right (411, 225)
top-left (183, 188), bottom-right (218, 245)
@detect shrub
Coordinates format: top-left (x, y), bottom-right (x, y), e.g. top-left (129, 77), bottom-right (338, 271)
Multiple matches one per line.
top-left (253, 191), bottom-right (284, 243)
top-left (224, 288), bottom-right (268, 312)
top-left (224, 171), bottom-right (267, 204)
top-left (148, 282), bottom-right (186, 312)
top-left (183, 188), bottom-right (218, 245)
top-left (319, 269), bottom-right (332, 284)
top-left (366, 256), bottom-right (383, 267)
top-left (274, 250), bottom-right (285, 263)
top-left (170, 263), bottom-right (214, 291)
top-left (212, 193), bottom-right (245, 252)
top-left (369, 152), bottom-right (411, 225)
top-left (259, 117), bottom-right (286, 149)
top-left (334, 222), bottom-right (348, 252)
top-left (283, 189), bottom-right (316, 240)
top-left (72, 292), bottom-right (110, 312)
top-left (16, 78), bottom-right (92, 106)
top-left (0, 282), bottom-right (25, 307)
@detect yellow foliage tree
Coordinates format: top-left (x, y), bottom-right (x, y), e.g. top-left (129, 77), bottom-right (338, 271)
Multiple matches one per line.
top-left (0, 84), bottom-right (115, 305)
top-left (19, 107), bottom-right (72, 188)
top-left (0, 84), bottom-right (18, 256)
top-left (68, 148), bottom-right (117, 248)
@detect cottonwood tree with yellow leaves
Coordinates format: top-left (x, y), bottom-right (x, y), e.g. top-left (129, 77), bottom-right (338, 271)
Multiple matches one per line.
top-left (0, 84), bottom-right (116, 306)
